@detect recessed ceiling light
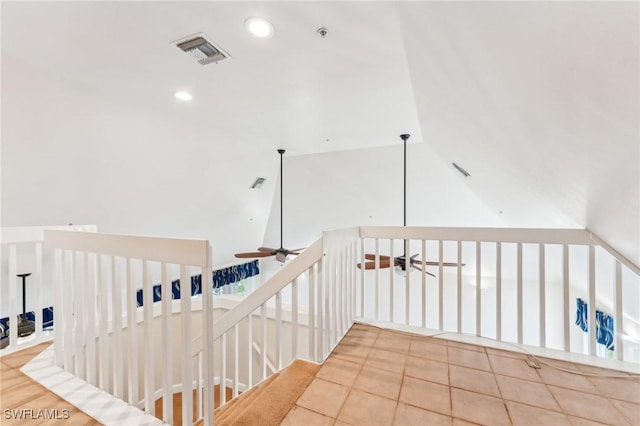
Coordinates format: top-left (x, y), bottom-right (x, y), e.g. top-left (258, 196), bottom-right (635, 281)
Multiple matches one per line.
top-left (174, 91), bottom-right (192, 101)
top-left (245, 17), bottom-right (274, 38)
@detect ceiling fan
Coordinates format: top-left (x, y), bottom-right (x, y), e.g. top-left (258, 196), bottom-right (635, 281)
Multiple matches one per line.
top-left (357, 134), bottom-right (464, 276)
top-left (235, 149), bottom-right (303, 263)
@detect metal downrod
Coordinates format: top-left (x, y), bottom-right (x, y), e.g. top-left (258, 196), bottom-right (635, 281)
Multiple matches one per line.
top-left (278, 149), bottom-right (285, 249)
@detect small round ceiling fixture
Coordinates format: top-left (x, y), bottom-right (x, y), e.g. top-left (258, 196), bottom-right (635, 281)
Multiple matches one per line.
top-left (174, 91), bottom-right (193, 101)
top-left (245, 17), bottom-right (274, 38)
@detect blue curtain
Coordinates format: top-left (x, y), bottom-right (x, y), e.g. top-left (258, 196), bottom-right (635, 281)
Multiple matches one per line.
top-left (1, 260), bottom-right (259, 340)
top-left (136, 260), bottom-right (258, 307)
top-left (575, 298), bottom-right (615, 350)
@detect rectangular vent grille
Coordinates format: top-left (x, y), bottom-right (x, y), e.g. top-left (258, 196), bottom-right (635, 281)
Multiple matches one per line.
top-left (250, 177), bottom-right (266, 189)
top-left (176, 36), bottom-right (229, 66)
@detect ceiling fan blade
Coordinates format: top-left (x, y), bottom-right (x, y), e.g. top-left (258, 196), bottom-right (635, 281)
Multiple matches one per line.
top-left (288, 251), bottom-right (301, 256)
top-left (357, 259), bottom-right (392, 270)
top-left (257, 247), bottom-right (277, 253)
top-left (234, 251), bottom-right (274, 258)
top-left (412, 264), bottom-right (436, 278)
top-left (419, 261), bottom-right (465, 267)
top-left (290, 247), bottom-right (307, 252)
top-left (364, 254), bottom-right (392, 261)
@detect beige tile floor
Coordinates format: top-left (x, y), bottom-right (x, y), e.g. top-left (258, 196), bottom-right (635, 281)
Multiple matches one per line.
top-left (283, 324), bottom-right (640, 426)
top-left (0, 343), bottom-right (101, 425)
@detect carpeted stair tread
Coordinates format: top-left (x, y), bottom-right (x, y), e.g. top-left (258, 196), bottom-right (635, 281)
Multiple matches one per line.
top-left (215, 372), bottom-right (280, 424)
top-left (214, 387), bottom-right (249, 418)
top-left (218, 359), bottom-right (320, 426)
top-left (215, 375), bottom-right (276, 424)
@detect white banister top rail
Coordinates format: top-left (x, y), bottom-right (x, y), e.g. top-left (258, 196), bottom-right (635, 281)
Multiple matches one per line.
top-left (212, 238), bottom-right (323, 341)
top-left (359, 226), bottom-right (639, 276)
top-left (587, 230), bottom-right (640, 276)
top-left (44, 231), bottom-right (210, 267)
top-left (359, 226), bottom-right (594, 245)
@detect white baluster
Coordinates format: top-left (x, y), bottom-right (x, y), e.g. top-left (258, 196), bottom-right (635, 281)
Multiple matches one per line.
top-left (539, 244), bottom-right (546, 348)
top-left (389, 239), bottom-right (394, 323)
top-left (563, 244), bottom-right (570, 352)
top-left (517, 243), bottom-right (523, 344)
top-left (34, 243), bottom-right (43, 341)
top-left (476, 242), bottom-right (481, 336)
top-left (181, 264), bottom-right (193, 426)
top-left (275, 290), bottom-right (282, 369)
top-left (438, 240), bottom-right (444, 330)
top-left (247, 314), bottom-right (253, 388)
top-left (292, 278), bottom-right (299, 359)
top-left (74, 251), bottom-right (85, 380)
top-left (54, 248), bottom-right (63, 367)
top-left (360, 238), bottom-right (365, 317)
top-left (86, 252), bottom-right (97, 386)
top-left (234, 323), bottom-right (239, 398)
top-left (405, 238), bottom-right (410, 325)
top-left (308, 264), bottom-right (316, 362)
top-left (375, 238), bottom-right (380, 320)
top-left (496, 243), bottom-right (502, 342)
top-left (221, 333), bottom-right (227, 405)
top-left (421, 239), bottom-right (426, 329)
top-left (203, 248), bottom-right (214, 426)
top-left (335, 250), bottom-right (342, 339)
top-left (112, 256), bottom-right (123, 399)
top-left (8, 245), bottom-right (17, 351)
top-left (126, 257), bottom-right (138, 404)
top-left (161, 262), bottom-right (172, 423)
top-left (457, 241), bottom-right (462, 333)
top-left (261, 303), bottom-right (267, 380)
top-left (64, 250), bottom-right (74, 374)
top-left (613, 261), bottom-right (623, 361)
top-left (588, 245), bottom-right (596, 356)
top-left (317, 256), bottom-right (325, 361)
top-left (143, 259), bottom-right (154, 415)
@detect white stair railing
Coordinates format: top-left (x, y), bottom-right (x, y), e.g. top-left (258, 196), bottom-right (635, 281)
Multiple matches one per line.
top-left (356, 226), bottom-right (640, 364)
top-left (0, 225), bottom-right (96, 355)
top-left (191, 227), bottom-right (360, 414)
top-left (44, 230), bottom-right (214, 426)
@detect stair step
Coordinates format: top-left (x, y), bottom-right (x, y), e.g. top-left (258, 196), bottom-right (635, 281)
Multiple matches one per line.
top-left (217, 359), bottom-right (320, 426)
top-left (215, 372), bottom-right (280, 424)
top-left (154, 385), bottom-right (232, 426)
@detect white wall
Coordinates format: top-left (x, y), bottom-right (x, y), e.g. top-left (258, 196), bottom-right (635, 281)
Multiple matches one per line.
top-left (1, 54), bottom-right (276, 264)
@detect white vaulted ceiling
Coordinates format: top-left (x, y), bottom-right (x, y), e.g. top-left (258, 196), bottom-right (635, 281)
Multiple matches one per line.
top-left (1, 1), bottom-right (638, 265)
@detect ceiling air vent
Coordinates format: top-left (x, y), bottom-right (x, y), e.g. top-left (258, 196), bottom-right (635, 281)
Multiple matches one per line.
top-left (175, 35), bottom-right (230, 66)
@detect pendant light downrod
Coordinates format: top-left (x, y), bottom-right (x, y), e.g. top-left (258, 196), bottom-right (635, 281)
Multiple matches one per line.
top-left (278, 149), bottom-right (285, 250)
top-left (400, 134), bottom-right (410, 227)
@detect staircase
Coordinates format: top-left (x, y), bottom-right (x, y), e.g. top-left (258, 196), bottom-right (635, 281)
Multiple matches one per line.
top-left (195, 359), bottom-right (320, 426)
top-left (155, 385), bottom-right (233, 425)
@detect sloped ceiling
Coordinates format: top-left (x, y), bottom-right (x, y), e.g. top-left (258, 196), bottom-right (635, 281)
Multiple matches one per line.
top-left (395, 1), bottom-right (639, 265)
top-left (1, 2), bottom-right (638, 265)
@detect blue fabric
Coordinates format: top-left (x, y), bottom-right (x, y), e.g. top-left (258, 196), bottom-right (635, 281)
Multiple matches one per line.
top-left (0, 307), bottom-right (55, 341)
top-left (135, 260), bottom-right (259, 307)
top-left (596, 310), bottom-right (615, 350)
top-left (575, 298), bottom-right (588, 332)
top-left (1, 260), bottom-right (260, 337)
top-left (575, 298), bottom-right (615, 350)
